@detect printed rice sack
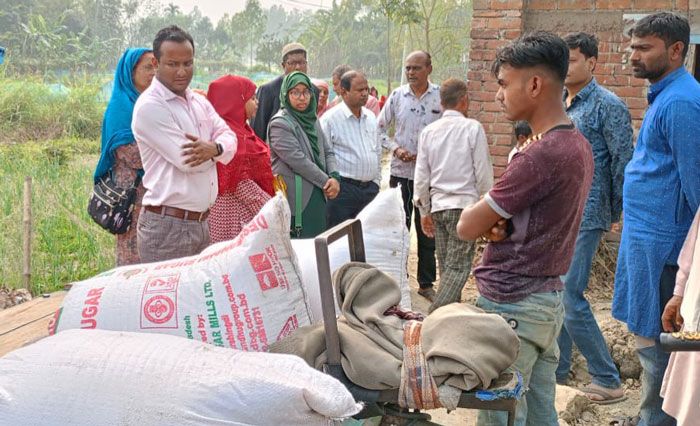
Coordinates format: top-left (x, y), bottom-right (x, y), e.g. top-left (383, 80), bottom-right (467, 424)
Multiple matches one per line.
top-left (0, 329), bottom-right (362, 426)
top-left (49, 195), bottom-right (312, 351)
top-left (292, 187), bottom-right (411, 321)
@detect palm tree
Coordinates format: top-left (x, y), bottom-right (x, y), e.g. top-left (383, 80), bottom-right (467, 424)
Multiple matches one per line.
top-left (165, 3), bottom-right (180, 17)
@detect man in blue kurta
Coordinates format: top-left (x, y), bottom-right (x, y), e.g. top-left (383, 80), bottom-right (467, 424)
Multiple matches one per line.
top-left (613, 12), bottom-right (700, 426)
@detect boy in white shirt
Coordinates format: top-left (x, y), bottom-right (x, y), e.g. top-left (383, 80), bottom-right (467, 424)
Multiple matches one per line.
top-left (414, 79), bottom-right (494, 312)
top-left (507, 120), bottom-right (532, 163)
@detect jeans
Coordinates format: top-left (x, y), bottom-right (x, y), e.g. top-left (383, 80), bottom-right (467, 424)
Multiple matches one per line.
top-left (556, 229), bottom-right (622, 389)
top-left (476, 291), bottom-right (564, 426)
top-left (635, 264), bottom-right (677, 426)
top-left (389, 176), bottom-right (436, 289)
top-left (326, 179), bottom-right (379, 228)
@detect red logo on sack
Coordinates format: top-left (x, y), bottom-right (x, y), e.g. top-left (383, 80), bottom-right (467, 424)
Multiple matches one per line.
top-left (276, 315), bottom-right (299, 341)
top-left (249, 253), bottom-right (279, 291)
top-left (143, 295), bottom-right (175, 324)
top-left (140, 273), bottom-right (179, 329)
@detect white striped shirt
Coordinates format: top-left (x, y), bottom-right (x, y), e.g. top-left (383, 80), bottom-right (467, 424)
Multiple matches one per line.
top-left (320, 101), bottom-right (381, 184)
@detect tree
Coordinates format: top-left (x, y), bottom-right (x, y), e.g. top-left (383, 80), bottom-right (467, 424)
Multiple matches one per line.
top-left (165, 2), bottom-right (180, 17)
top-left (375, 0), bottom-right (420, 92)
top-left (230, 0), bottom-right (266, 70)
top-left (257, 33), bottom-right (289, 73)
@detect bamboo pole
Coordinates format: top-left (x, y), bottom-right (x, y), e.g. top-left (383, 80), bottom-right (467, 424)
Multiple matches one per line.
top-left (23, 176), bottom-right (32, 291)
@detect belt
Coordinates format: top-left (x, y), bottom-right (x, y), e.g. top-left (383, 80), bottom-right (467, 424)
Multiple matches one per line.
top-left (341, 176), bottom-right (374, 189)
top-left (144, 205), bottom-right (210, 222)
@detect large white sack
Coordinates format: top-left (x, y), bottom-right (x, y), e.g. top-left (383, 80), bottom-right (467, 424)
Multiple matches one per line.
top-left (0, 329), bottom-right (362, 426)
top-left (292, 187), bottom-right (411, 321)
top-left (50, 195), bottom-right (312, 351)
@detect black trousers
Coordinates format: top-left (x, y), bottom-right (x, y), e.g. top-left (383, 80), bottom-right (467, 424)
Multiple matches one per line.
top-left (389, 175), bottom-right (436, 289)
top-left (326, 178), bottom-right (380, 228)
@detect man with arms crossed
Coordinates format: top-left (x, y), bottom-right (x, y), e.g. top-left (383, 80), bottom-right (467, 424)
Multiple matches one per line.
top-left (457, 32), bottom-right (594, 426)
top-left (132, 25), bottom-right (237, 263)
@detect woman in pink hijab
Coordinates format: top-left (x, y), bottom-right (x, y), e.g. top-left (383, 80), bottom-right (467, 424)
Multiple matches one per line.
top-left (312, 78), bottom-right (330, 117)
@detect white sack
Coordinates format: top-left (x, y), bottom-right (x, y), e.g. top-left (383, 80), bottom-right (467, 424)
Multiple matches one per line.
top-left (0, 329), bottom-right (362, 425)
top-left (50, 195), bottom-right (312, 351)
top-left (292, 187), bottom-right (411, 321)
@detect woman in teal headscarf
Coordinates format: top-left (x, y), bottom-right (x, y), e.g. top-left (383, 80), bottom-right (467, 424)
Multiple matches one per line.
top-left (268, 71), bottom-right (340, 238)
top-left (93, 48), bottom-right (155, 265)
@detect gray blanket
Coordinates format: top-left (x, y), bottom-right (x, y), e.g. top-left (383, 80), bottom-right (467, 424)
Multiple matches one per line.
top-left (271, 263), bottom-right (519, 391)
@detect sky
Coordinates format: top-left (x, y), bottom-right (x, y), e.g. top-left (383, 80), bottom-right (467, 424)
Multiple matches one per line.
top-left (168, 0), bottom-right (328, 24)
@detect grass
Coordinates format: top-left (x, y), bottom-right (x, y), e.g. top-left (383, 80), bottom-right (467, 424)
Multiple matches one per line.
top-left (0, 74), bottom-right (105, 144)
top-left (0, 140), bottom-right (115, 294)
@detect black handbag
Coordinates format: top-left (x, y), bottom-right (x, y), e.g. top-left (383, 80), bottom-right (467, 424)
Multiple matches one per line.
top-left (88, 173), bottom-right (141, 234)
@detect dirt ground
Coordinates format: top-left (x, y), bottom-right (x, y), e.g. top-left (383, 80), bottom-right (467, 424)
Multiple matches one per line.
top-left (403, 237), bottom-right (643, 426)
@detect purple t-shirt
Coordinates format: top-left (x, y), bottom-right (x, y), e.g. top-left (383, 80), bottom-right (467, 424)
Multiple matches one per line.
top-left (474, 124), bottom-right (594, 303)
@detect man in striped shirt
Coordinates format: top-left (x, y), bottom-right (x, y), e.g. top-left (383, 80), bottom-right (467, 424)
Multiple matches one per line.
top-left (320, 71), bottom-right (381, 227)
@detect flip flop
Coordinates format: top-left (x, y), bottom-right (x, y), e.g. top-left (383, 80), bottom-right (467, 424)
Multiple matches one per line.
top-left (609, 415), bottom-right (640, 426)
top-left (417, 287), bottom-right (436, 302)
top-left (582, 384), bottom-right (627, 405)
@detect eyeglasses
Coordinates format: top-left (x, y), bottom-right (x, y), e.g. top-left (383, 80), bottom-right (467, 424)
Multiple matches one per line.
top-left (286, 60), bottom-right (308, 67)
top-left (289, 89), bottom-right (311, 99)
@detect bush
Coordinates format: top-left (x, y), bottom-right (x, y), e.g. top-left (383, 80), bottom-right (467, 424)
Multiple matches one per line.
top-left (0, 76), bottom-right (105, 144)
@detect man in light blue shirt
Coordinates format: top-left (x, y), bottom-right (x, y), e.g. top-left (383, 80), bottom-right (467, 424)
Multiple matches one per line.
top-left (321, 71), bottom-right (381, 227)
top-left (613, 12), bottom-right (700, 426)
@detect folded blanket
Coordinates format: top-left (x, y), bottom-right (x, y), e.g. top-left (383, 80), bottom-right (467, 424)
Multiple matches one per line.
top-left (271, 262), bottom-right (519, 392)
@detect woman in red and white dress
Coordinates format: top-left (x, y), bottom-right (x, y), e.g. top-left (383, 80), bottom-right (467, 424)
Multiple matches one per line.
top-left (207, 75), bottom-right (275, 243)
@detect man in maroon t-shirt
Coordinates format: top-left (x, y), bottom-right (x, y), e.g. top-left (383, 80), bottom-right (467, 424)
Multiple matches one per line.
top-left (457, 32), bottom-right (594, 426)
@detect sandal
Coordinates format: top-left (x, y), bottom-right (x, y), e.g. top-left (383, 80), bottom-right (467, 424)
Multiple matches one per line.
top-left (582, 384), bottom-right (627, 405)
top-left (609, 415), bottom-right (640, 426)
top-left (417, 287), bottom-right (436, 302)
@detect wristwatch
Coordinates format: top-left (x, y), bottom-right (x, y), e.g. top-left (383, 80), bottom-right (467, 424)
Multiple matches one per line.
top-left (211, 143), bottom-right (223, 162)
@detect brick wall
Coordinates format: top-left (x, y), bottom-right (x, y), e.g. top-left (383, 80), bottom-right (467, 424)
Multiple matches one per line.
top-left (468, 0), bottom-right (696, 177)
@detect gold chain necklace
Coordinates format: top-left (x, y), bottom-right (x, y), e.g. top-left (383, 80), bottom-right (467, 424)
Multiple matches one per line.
top-left (516, 132), bottom-right (543, 152)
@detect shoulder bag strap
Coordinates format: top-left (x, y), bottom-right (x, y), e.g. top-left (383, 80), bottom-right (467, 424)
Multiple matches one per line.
top-left (277, 114), bottom-right (305, 235)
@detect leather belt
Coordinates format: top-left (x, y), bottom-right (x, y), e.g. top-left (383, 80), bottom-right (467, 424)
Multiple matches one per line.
top-left (341, 176), bottom-right (373, 189)
top-left (144, 205), bottom-right (210, 222)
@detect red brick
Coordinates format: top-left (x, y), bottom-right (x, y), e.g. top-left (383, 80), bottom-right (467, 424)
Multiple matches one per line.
top-left (470, 49), bottom-right (497, 61)
top-left (492, 155), bottom-right (510, 167)
top-left (468, 81), bottom-right (483, 92)
top-left (489, 145), bottom-right (515, 156)
top-left (486, 40), bottom-right (509, 49)
top-left (676, 0), bottom-right (689, 8)
top-left (593, 63), bottom-right (615, 75)
top-left (487, 18), bottom-right (522, 30)
top-left (472, 18), bottom-right (488, 29)
top-left (471, 91), bottom-right (498, 102)
top-left (491, 0), bottom-right (523, 10)
top-left (494, 166), bottom-right (506, 178)
top-left (595, 0), bottom-right (631, 8)
top-left (635, 0), bottom-right (671, 8)
top-left (504, 30), bottom-right (522, 39)
top-left (493, 123), bottom-right (514, 134)
top-left (484, 102), bottom-right (504, 112)
top-left (528, 0), bottom-right (555, 9)
top-left (559, 0), bottom-right (592, 9)
top-left (474, 11), bottom-right (506, 18)
top-left (613, 86), bottom-right (646, 97)
top-left (485, 81), bottom-right (501, 92)
top-left (477, 112), bottom-right (498, 123)
top-left (629, 108), bottom-right (646, 120)
top-left (473, 0), bottom-right (491, 10)
top-left (689, 0), bottom-right (700, 7)
top-left (598, 75), bottom-right (629, 86)
top-left (625, 97), bottom-right (648, 109)
top-left (631, 77), bottom-right (648, 87)
top-left (471, 28), bottom-right (500, 40)
top-left (494, 134), bottom-right (514, 146)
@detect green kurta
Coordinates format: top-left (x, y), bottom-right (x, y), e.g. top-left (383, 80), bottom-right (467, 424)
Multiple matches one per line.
top-left (291, 186), bottom-right (327, 239)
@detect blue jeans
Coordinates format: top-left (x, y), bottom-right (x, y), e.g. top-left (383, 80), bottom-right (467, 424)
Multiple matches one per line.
top-left (635, 264), bottom-right (677, 426)
top-left (556, 229), bottom-right (622, 389)
top-left (476, 291), bottom-right (564, 426)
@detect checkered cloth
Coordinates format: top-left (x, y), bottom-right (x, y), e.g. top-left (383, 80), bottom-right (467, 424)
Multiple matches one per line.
top-left (399, 320), bottom-right (441, 409)
top-left (430, 209), bottom-right (477, 312)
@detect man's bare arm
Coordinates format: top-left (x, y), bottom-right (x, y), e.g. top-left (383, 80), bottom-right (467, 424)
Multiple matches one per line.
top-left (456, 198), bottom-right (504, 241)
